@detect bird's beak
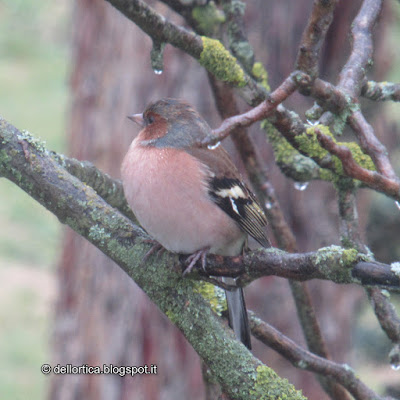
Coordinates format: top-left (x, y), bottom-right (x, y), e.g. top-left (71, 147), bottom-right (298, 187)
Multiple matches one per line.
top-left (127, 113), bottom-right (144, 127)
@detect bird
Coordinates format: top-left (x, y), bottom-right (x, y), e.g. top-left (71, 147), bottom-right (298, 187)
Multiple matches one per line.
top-left (121, 98), bottom-right (269, 349)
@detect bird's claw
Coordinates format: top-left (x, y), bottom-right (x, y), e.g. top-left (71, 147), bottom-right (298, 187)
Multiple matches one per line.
top-left (183, 248), bottom-right (209, 276)
top-left (141, 239), bottom-right (165, 264)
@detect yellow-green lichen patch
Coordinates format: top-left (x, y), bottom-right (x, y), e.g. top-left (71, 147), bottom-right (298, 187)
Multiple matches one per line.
top-left (295, 124), bottom-right (375, 177)
top-left (192, 2), bottom-right (225, 36)
top-left (343, 141), bottom-right (376, 171)
top-left (262, 120), bottom-right (325, 181)
top-left (250, 365), bottom-right (306, 400)
top-left (194, 281), bottom-right (226, 316)
top-left (17, 130), bottom-right (47, 154)
top-left (252, 62), bottom-right (270, 91)
top-left (199, 37), bottom-right (246, 87)
top-left (341, 248), bottom-right (359, 268)
top-left (296, 125), bottom-right (335, 165)
top-left (315, 245), bottom-right (361, 283)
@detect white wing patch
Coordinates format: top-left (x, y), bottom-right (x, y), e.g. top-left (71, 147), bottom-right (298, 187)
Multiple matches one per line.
top-left (229, 197), bottom-right (240, 214)
top-left (215, 185), bottom-right (246, 200)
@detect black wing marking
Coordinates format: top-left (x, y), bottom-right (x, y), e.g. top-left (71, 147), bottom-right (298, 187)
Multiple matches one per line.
top-left (208, 177), bottom-right (270, 248)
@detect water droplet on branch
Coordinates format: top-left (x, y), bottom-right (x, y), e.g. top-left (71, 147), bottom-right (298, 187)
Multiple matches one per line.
top-left (264, 201), bottom-right (272, 210)
top-left (207, 141), bottom-right (221, 150)
top-left (150, 41), bottom-right (165, 75)
top-left (294, 181), bottom-right (309, 191)
top-left (389, 344), bottom-right (400, 371)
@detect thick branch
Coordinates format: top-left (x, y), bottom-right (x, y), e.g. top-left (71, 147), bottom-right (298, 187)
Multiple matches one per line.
top-left (191, 248), bottom-right (400, 290)
top-left (52, 153), bottom-right (137, 222)
top-left (0, 117), bottom-right (306, 400)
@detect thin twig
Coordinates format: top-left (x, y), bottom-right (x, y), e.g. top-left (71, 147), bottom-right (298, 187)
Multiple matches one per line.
top-left (200, 71), bottom-right (304, 147)
top-left (367, 287), bottom-right (400, 345)
top-left (348, 110), bottom-right (398, 179)
top-left (338, 0), bottom-right (384, 95)
top-left (314, 127), bottom-right (400, 200)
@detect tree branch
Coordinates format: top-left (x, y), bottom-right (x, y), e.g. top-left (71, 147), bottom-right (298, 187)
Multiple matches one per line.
top-left (199, 71), bottom-right (304, 148)
top-left (314, 127), bottom-right (400, 199)
top-left (338, 0), bottom-right (383, 95)
top-left (104, 0), bottom-right (267, 104)
top-left (295, 0), bottom-right (339, 80)
top-left (361, 80), bottom-right (400, 102)
top-left (249, 312), bottom-right (389, 400)
top-left (194, 248), bottom-right (400, 291)
top-left (0, 117), bottom-right (306, 400)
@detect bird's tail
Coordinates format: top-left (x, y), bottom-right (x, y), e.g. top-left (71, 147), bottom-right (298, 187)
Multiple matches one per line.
top-left (223, 277), bottom-right (251, 349)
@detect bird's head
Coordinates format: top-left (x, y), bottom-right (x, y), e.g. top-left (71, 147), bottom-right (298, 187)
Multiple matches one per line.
top-left (128, 98), bottom-right (211, 148)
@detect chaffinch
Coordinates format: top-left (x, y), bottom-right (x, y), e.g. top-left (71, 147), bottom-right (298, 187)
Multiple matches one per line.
top-left (121, 98), bottom-right (269, 349)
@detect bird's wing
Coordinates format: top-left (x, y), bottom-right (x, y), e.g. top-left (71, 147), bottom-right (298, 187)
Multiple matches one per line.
top-left (188, 146), bottom-right (270, 248)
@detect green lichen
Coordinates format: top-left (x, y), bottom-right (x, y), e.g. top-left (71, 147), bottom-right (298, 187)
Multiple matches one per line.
top-left (344, 141), bottom-right (376, 171)
top-left (193, 281), bottom-right (226, 315)
top-left (252, 62), bottom-right (270, 91)
top-left (262, 120), bottom-right (324, 182)
top-left (341, 248), bottom-right (359, 268)
top-left (192, 1), bottom-right (225, 36)
top-left (250, 365), bottom-right (305, 400)
top-left (295, 124), bottom-right (376, 178)
top-left (17, 130), bottom-right (46, 153)
top-left (199, 36), bottom-right (246, 87)
top-left (88, 225), bottom-right (111, 246)
top-left (314, 245), bottom-right (360, 283)
top-left (296, 125), bottom-right (335, 164)
top-left (390, 261), bottom-right (400, 278)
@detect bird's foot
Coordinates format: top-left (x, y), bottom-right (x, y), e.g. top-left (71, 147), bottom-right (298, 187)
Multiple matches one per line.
top-left (141, 239), bottom-right (165, 264)
top-left (183, 248), bottom-right (209, 276)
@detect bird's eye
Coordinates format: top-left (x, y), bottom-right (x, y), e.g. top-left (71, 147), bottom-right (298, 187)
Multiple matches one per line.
top-left (147, 115), bottom-right (155, 124)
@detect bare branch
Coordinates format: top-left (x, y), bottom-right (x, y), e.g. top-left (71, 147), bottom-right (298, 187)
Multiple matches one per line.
top-left (295, 0), bottom-right (339, 80)
top-left (348, 110), bottom-right (398, 179)
top-left (338, 0), bottom-right (384, 95)
top-left (199, 71), bottom-right (304, 147)
top-left (367, 287), bottom-right (400, 345)
top-left (249, 312), bottom-right (389, 400)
